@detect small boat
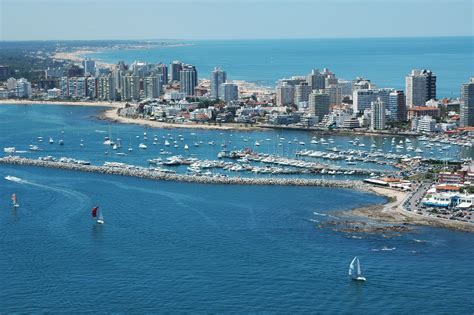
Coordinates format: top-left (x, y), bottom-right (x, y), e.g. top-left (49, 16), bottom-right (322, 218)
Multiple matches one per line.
top-left (349, 256), bottom-right (366, 281)
top-left (128, 147), bottom-right (133, 152)
top-left (184, 144), bottom-right (189, 150)
top-left (3, 147), bottom-right (16, 153)
top-left (139, 143), bottom-right (147, 149)
top-left (29, 145), bottom-right (40, 151)
top-left (49, 137), bottom-right (54, 144)
top-left (255, 141), bottom-right (260, 146)
top-left (11, 193), bottom-right (19, 208)
top-left (112, 144), bottom-right (118, 150)
top-left (37, 136), bottom-right (43, 142)
top-left (92, 206), bottom-right (104, 224)
top-left (164, 140), bottom-right (170, 146)
top-left (59, 139), bottom-right (64, 146)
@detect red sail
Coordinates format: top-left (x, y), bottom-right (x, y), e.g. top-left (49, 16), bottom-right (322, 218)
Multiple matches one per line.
top-left (92, 207), bottom-right (98, 217)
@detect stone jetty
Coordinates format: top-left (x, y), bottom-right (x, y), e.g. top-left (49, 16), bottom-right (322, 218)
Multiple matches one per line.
top-left (0, 156), bottom-right (367, 189)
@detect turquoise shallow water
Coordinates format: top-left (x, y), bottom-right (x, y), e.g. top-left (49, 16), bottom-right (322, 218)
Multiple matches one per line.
top-left (85, 37), bottom-right (474, 97)
top-left (0, 105), bottom-right (473, 313)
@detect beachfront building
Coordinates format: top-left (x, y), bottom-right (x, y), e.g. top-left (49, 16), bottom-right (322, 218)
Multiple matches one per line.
top-left (97, 75), bottom-right (116, 101)
top-left (405, 69), bottom-right (436, 108)
top-left (370, 97), bottom-right (386, 130)
top-left (144, 76), bottom-right (161, 99)
top-left (122, 74), bottom-right (140, 101)
top-left (6, 77), bottom-right (17, 91)
top-left (179, 64), bottom-right (198, 96)
top-left (86, 77), bottom-right (97, 100)
top-left (47, 88), bottom-right (61, 99)
top-left (210, 67), bottom-right (227, 100)
top-left (309, 90), bottom-right (330, 122)
top-left (219, 82), bottom-right (238, 103)
top-left (460, 77), bottom-right (474, 127)
top-left (276, 82), bottom-right (294, 106)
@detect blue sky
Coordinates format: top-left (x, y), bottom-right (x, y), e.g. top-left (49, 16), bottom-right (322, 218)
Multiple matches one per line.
top-left (1, 0), bottom-right (473, 40)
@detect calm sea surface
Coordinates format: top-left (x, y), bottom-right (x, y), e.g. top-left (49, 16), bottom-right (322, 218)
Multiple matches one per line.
top-left (85, 37), bottom-right (474, 97)
top-left (0, 105), bottom-right (473, 313)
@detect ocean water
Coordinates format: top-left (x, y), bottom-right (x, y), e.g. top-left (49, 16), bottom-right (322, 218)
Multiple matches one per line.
top-left (1, 104), bottom-right (474, 313)
top-left (85, 37), bottom-right (474, 97)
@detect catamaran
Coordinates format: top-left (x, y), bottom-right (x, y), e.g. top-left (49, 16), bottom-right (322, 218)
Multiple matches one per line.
top-left (92, 206), bottom-right (104, 224)
top-left (11, 193), bottom-right (19, 208)
top-left (349, 256), bottom-right (366, 281)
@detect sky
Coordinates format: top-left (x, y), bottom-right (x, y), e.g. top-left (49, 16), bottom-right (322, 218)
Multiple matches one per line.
top-left (0, 0), bottom-right (473, 41)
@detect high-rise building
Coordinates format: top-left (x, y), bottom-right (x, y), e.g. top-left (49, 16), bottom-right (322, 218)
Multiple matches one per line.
top-left (14, 78), bottom-right (31, 98)
top-left (86, 77), bottom-right (97, 100)
top-left (179, 64), bottom-right (198, 96)
top-left (144, 76), bottom-right (161, 99)
top-left (83, 59), bottom-right (96, 75)
top-left (155, 63), bottom-right (168, 86)
top-left (6, 77), bottom-right (17, 91)
top-left (353, 89), bottom-right (377, 113)
top-left (97, 75), bottom-right (116, 101)
top-left (460, 77), bottom-right (474, 127)
top-left (170, 60), bottom-right (183, 82)
top-left (67, 77), bottom-right (86, 99)
top-left (276, 82), bottom-right (295, 106)
top-left (388, 90), bottom-right (406, 122)
top-left (211, 67), bottom-right (227, 99)
top-left (309, 90), bottom-right (330, 121)
top-left (60, 77), bottom-right (69, 97)
top-left (219, 82), bottom-right (238, 103)
top-left (352, 77), bottom-right (374, 91)
top-left (353, 88), bottom-right (394, 113)
top-left (326, 84), bottom-right (343, 106)
top-left (294, 83), bottom-right (312, 105)
top-left (122, 74), bottom-right (140, 101)
top-left (306, 69), bottom-right (325, 90)
top-left (405, 69), bottom-right (436, 107)
top-left (370, 97), bottom-right (386, 130)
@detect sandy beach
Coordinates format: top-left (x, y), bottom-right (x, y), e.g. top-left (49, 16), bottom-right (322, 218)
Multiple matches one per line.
top-left (52, 50), bottom-right (114, 69)
top-left (349, 186), bottom-right (474, 233)
top-left (101, 107), bottom-right (262, 131)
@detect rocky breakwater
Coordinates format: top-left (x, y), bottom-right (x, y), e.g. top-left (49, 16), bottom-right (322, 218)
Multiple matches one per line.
top-left (0, 156), bottom-right (366, 189)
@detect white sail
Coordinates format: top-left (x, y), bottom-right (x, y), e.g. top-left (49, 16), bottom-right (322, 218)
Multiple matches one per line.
top-left (349, 256), bottom-right (365, 281)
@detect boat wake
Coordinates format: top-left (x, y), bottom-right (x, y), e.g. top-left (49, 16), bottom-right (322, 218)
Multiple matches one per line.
top-left (4, 175), bottom-right (30, 184)
top-left (372, 246), bottom-right (396, 252)
top-left (95, 129), bottom-right (107, 133)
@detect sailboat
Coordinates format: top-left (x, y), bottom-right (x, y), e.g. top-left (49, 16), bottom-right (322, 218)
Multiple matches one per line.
top-left (349, 256), bottom-right (366, 281)
top-left (92, 206), bottom-right (104, 224)
top-left (11, 193), bottom-right (19, 208)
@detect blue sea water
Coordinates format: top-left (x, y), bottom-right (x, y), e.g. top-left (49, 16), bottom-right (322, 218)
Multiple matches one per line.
top-left (85, 37), bottom-right (474, 97)
top-left (0, 105), bottom-right (474, 313)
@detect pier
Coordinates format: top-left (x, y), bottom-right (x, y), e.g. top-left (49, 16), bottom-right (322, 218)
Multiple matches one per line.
top-left (0, 156), bottom-right (367, 189)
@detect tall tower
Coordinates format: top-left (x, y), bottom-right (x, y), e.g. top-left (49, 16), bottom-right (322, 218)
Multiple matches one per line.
top-left (179, 64), bottom-right (198, 96)
top-left (405, 69), bottom-right (436, 107)
top-left (460, 77), bottom-right (474, 127)
top-left (170, 60), bottom-right (183, 82)
top-left (210, 67), bottom-right (227, 99)
top-left (371, 97), bottom-right (386, 130)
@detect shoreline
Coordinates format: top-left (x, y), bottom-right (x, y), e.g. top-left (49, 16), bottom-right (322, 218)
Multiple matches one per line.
top-left (347, 186), bottom-right (474, 233)
top-left (100, 107), bottom-right (263, 131)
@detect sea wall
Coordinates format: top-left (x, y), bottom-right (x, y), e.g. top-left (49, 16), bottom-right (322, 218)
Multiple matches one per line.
top-left (0, 156), bottom-right (366, 189)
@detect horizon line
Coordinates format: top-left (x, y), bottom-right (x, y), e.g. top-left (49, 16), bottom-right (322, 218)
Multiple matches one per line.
top-left (1, 34), bottom-right (473, 43)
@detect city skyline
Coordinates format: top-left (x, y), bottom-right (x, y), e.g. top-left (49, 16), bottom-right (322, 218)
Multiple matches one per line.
top-left (1, 0), bottom-right (473, 41)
